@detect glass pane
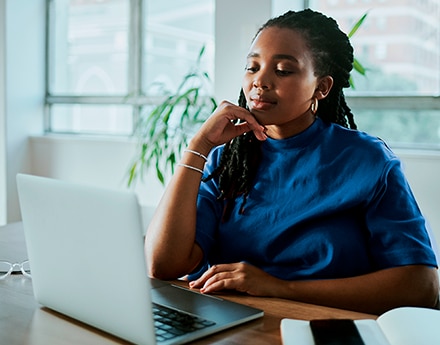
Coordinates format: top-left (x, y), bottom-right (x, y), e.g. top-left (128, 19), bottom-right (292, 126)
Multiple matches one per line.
top-left (50, 104), bottom-right (133, 135)
top-left (272, 0), bottom-right (305, 15)
top-left (49, 0), bottom-right (129, 95)
top-left (308, 1), bottom-right (440, 96)
top-left (354, 108), bottom-right (440, 149)
top-left (143, 0), bottom-right (215, 95)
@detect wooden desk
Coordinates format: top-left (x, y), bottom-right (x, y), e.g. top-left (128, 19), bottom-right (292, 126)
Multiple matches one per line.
top-left (0, 223), bottom-right (376, 344)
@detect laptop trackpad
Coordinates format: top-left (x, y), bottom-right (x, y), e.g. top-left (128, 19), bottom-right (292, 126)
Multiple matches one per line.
top-left (150, 282), bottom-right (259, 324)
top-left (151, 283), bottom-right (224, 314)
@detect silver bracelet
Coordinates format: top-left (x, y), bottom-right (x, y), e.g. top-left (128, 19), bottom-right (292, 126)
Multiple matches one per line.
top-left (184, 149), bottom-right (208, 161)
top-left (177, 163), bottom-right (204, 175)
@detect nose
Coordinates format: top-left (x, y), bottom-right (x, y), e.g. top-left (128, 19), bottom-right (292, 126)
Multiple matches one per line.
top-left (252, 69), bottom-right (271, 91)
top-left (253, 78), bottom-right (270, 91)
top-left (254, 83), bottom-right (269, 92)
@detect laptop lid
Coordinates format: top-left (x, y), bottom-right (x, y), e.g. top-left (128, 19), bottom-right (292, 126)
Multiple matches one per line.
top-left (17, 173), bottom-right (155, 344)
top-left (16, 174), bottom-right (263, 345)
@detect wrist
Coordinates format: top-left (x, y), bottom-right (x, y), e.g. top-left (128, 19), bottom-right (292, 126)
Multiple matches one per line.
top-left (183, 149), bottom-right (208, 162)
top-left (272, 279), bottom-right (296, 299)
top-left (187, 136), bottom-right (215, 158)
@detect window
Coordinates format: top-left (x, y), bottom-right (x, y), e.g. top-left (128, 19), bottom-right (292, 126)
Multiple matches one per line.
top-left (48, 1), bottom-right (440, 149)
top-left (46, 0), bottom-right (214, 135)
top-left (272, 0), bottom-right (440, 149)
top-left (305, 0), bottom-right (440, 149)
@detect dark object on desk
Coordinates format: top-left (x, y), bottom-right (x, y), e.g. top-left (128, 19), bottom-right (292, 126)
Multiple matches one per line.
top-left (16, 173), bottom-right (263, 345)
top-left (310, 319), bottom-right (365, 345)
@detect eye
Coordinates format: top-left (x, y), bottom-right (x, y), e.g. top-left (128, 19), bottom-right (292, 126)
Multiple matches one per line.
top-left (245, 65), bottom-right (258, 73)
top-left (276, 69), bottom-right (293, 76)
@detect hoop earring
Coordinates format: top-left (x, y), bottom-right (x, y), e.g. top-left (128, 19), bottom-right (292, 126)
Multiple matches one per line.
top-left (310, 98), bottom-right (318, 115)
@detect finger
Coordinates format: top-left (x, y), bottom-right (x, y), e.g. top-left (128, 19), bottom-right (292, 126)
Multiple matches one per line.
top-left (233, 122), bottom-right (267, 141)
top-left (217, 101), bottom-right (262, 131)
top-left (199, 270), bottom-right (239, 293)
top-left (200, 278), bottom-right (231, 294)
top-left (204, 101), bottom-right (267, 143)
top-left (229, 111), bottom-right (267, 141)
top-left (253, 126), bottom-right (268, 141)
top-left (188, 266), bottom-right (220, 288)
top-left (189, 264), bottom-right (234, 289)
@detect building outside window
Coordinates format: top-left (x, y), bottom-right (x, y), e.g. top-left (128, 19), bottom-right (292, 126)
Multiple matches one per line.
top-left (307, 0), bottom-right (440, 149)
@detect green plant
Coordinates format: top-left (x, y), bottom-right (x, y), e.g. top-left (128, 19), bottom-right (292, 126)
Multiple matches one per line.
top-left (127, 46), bottom-right (217, 186)
top-left (348, 12), bottom-right (368, 88)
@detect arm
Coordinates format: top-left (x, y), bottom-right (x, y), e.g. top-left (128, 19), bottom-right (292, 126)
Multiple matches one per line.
top-left (189, 262), bottom-right (439, 315)
top-left (145, 101), bottom-right (267, 280)
top-left (282, 265), bottom-right (439, 314)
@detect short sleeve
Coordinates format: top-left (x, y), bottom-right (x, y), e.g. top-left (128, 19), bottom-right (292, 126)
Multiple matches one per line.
top-left (365, 159), bottom-right (437, 269)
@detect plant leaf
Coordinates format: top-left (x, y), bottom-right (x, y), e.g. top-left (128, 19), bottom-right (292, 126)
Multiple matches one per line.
top-left (197, 45), bottom-right (205, 65)
top-left (127, 162), bottom-right (137, 187)
top-left (353, 58), bottom-right (367, 75)
top-left (348, 12), bottom-right (368, 38)
top-left (349, 76), bottom-right (355, 89)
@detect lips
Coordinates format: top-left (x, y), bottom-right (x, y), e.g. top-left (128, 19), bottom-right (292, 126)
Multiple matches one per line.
top-left (249, 95), bottom-right (277, 111)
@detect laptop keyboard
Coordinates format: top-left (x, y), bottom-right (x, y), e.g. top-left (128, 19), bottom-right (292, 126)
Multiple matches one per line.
top-left (153, 303), bottom-right (216, 342)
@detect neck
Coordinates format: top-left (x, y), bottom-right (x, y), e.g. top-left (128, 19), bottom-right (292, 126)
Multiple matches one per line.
top-left (265, 112), bottom-right (316, 140)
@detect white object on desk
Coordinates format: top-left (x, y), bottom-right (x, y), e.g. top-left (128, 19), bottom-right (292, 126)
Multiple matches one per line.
top-left (281, 306), bottom-right (440, 345)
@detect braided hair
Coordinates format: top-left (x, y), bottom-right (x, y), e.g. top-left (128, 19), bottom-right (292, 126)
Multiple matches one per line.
top-left (205, 9), bottom-right (356, 221)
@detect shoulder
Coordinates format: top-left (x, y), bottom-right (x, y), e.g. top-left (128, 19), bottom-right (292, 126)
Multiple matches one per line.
top-left (206, 145), bottom-right (224, 169)
top-left (314, 120), bottom-right (402, 184)
top-left (322, 120), bottom-right (398, 162)
top-left (200, 145), bottom-right (225, 189)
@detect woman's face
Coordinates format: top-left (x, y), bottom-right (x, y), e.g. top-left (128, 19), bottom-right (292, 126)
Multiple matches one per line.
top-left (242, 26), bottom-right (332, 139)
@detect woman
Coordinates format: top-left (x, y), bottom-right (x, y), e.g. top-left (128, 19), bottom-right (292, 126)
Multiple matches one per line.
top-left (145, 9), bottom-right (438, 314)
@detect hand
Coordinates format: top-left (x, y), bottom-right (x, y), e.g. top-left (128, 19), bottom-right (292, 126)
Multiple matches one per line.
top-left (188, 262), bottom-right (283, 296)
top-left (192, 101), bottom-right (267, 152)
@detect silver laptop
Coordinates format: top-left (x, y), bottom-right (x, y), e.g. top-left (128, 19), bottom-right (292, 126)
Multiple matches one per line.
top-left (16, 173), bottom-right (263, 345)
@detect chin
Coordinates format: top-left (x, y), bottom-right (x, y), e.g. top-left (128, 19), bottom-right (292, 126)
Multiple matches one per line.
top-left (250, 111), bottom-right (271, 126)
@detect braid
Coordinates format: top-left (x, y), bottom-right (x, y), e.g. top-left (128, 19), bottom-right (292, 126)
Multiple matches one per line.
top-left (206, 9), bottom-right (357, 221)
top-left (204, 90), bottom-right (261, 221)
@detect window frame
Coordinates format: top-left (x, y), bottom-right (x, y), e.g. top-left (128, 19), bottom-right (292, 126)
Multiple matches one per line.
top-left (348, 96), bottom-right (440, 111)
top-left (45, 0), bottom-right (149, 135)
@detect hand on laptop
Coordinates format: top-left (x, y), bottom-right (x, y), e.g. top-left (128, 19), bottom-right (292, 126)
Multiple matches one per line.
top-left (189, 262), bottom-right (283, 296)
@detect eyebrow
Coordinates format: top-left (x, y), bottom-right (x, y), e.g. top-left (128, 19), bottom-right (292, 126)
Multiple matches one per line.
top-left (247, 52), bottom-right (299, 63)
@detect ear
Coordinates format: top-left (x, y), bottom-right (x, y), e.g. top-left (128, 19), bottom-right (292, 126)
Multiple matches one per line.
top-left (313, 76), bottom-right (333, 100)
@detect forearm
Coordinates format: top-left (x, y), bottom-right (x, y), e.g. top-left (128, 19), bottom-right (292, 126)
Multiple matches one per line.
top-left (275, 265), bottom-right (439, 315)
top-left (145, 137), bottom-right (212, 279)
top-left (146, 101), bottom-right (266, 279)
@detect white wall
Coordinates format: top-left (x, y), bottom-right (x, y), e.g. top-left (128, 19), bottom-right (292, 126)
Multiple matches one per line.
top-left (214, 0), bottom-right (272, 102)
top-left (0, 0), bottom-right (45, 225)
top-left (28, 135), bottom-right (165, 209)
top-left (28, 135), bottom-right (162, 229)
top-left (0, 1), bottom-right (6, 225)
top-left (395, 150), bottom-right (440, 248)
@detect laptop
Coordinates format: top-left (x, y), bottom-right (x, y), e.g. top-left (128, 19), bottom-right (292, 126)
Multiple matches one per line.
top-left (16, 173), bottom-right (263, 345)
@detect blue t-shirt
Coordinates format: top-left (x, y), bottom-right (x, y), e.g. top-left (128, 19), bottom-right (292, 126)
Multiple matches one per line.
top-left (193, 118), bottom-right (437, 280)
